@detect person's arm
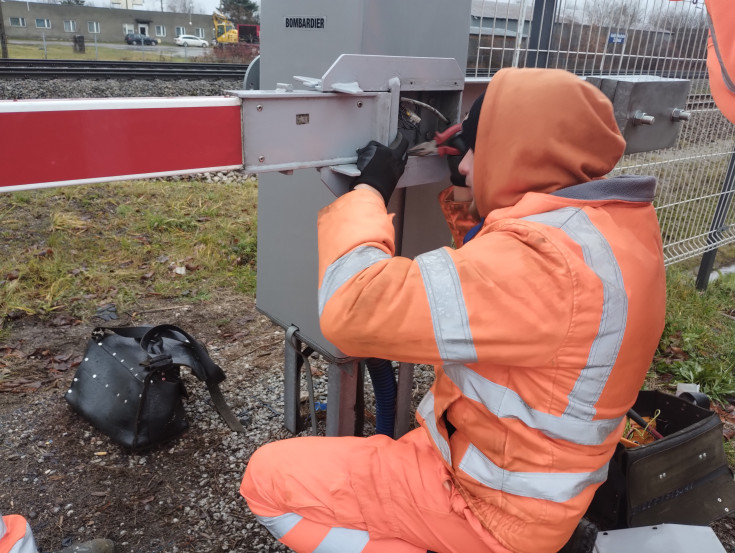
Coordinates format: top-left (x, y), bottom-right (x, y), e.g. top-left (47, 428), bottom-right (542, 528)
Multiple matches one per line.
top-left (317, 189), bottom-right (572, 365)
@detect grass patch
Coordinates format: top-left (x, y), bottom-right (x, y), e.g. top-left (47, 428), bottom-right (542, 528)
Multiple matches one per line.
top-left (0, 177), bottom-right (258, 327)
top-left (8, 40), bottom-right (192, 62)
top-left (653, 266), bottom-right (735, 405)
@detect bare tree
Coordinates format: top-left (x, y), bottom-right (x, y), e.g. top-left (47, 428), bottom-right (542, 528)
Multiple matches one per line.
top-left (656, 4), bottom-right (708, 31)
top-left (167, 0), bottom-right (200, 13)
top-left (587, 0), bottom-right (645, 28)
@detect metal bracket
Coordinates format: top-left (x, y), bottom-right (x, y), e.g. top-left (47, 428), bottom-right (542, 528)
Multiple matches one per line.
top-left (230, 54), bottom-right (463, 187)
top-left (321, 54), bottom-right (464, 93)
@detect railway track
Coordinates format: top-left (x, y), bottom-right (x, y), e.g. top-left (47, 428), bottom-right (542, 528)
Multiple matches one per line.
top-left (0, 59), bottom-right (249, 80)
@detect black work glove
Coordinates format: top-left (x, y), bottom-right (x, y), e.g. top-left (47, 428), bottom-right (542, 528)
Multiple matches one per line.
top-left (351, 134), bottom-right (409, 205)
top-left (447, 155), bottom-right (466, 187)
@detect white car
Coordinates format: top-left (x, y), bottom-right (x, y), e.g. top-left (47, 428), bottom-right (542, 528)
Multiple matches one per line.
top-left (175, 35), bottom-right (209, 48)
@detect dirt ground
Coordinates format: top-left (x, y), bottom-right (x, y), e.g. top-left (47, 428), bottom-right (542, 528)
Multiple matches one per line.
top-left (3, 294), bottom-right (735, 553)
top-left (0, 292), bottom-right (303, 553)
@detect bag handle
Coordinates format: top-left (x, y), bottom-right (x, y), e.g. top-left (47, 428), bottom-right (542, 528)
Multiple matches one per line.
top-left (96, 325), bottom-right (246, 434)
top-left (140, 324), bottom-right (225, 384)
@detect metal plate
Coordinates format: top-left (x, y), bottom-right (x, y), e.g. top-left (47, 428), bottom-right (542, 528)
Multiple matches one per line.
top-left (587, 76), bottom-right (692, 155)
top-left (237, 90), bottom-right (385, 173)
top-left (594, 524), bottom-right (726, 553)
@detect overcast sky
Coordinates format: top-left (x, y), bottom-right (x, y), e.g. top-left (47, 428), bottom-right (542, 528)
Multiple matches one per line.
top-left (138, 0), bottom-right (258, 15)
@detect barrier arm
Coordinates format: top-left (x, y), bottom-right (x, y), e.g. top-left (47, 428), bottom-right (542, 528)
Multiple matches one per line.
top-left (0, 55), bottom-right (465, 194)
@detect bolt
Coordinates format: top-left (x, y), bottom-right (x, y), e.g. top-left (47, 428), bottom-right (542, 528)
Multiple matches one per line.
top-left (357, 101), bottom-right (363, 108)
top-left (671, 108), bottom-right (692, 122)
top-left (659, 472), bottom-right (666, 479)
top-left (258, 156), bottom-right (265, 163)
top-left (257, 105), bottom-right (263, 112)
top-left (633, 111), bottom-right (655, 126)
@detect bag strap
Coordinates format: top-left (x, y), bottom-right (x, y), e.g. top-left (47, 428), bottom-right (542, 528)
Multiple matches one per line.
top-left (96, 325), bottom-right (246, 434)
top-left (140, 324), bottom-right (225, 384)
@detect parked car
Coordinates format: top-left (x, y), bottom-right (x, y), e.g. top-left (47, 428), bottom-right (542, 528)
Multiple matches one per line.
top-left (124, 33), bottom-right (158, 46)
top-left (174, 35), bottom-right (209, 48)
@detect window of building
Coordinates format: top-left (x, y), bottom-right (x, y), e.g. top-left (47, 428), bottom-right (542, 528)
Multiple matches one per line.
top-left (123, 23), bottom-right (134, 35)
top-left (175, 26), bottom-right (185, 37)
top-left (64, 20), bottom-right (77, 33)
top-left (9, 17), bottom-right (26, 27)
top-left (35, 18), bottom-right (51, 29)
top-left (194, 27), bottom-right (204, 38)
top-left (88, 21), bottom-right (100, 34)
top-left (155, 25), bottom-right (166, 37)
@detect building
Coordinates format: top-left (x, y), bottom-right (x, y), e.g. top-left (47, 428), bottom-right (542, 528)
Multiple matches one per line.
top-left (3, 0), bottom-right (214, 44)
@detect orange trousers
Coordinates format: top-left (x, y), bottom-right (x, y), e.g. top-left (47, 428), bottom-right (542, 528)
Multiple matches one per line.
top-left (240, 428), bottom-right (510, 553)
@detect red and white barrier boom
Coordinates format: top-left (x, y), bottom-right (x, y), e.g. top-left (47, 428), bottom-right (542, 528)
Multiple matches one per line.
top-left (0, 96), bottom-right (243, 192)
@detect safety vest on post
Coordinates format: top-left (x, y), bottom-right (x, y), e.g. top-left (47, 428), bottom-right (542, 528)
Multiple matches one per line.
top-left (705, 0), bottom-right (735, 125)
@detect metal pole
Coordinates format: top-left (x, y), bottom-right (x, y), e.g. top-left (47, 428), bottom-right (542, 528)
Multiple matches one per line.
top-left (283, 335), bottom-right (304, 434)
top-left (616, 34), bottom-right (627, 74)
top-left (526, 0), bottom-right (557, 69)
top-left (696, 145), bottom-right (735, 290)
top-left (512, 0), bottom-right (530, 67)
top-left (0, 0), bottom-right (9, 59)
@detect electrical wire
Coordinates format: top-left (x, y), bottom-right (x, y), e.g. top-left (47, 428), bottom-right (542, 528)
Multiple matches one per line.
top-left (399, 97), bottom-right (450, 124)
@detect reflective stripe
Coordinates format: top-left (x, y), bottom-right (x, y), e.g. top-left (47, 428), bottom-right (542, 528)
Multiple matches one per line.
top-left (416, 248), bottom-right (478, 364)
top-left (443, 364), bottom-right (623, 446)
top-left (8, 531), bottom-right (37, 553)
top-left (417, 392), bottom-right (451, 464)
top-left (0, 517), bottom-right (37, 553)
top-left (419, 391), bottom-right (610, 502)
top-left (255, 512), bottom-right (302, 540)
top-left (318, 246), bottom-right (391, 316)
top-left (523, 207), bottom-right (628, 420)
top-left (313, 527), bottom-right (370, 553)
top-left (459, 443), bottom-right (609, 503)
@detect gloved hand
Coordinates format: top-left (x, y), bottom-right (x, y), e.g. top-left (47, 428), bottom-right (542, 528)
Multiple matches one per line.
top-left (447, 155), bottom-right (466, 187)
top-left (351, 134), bottom-right (409, 204)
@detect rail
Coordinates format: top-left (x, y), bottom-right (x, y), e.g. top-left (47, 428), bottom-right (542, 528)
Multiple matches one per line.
top-left (0, 59), bottom-right (249, 80)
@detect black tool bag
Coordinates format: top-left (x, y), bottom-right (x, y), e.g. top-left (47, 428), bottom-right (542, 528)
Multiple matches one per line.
top-left (587, 390), bottom-right (735, 529)
top-left (65, 325), bottom-right (246, 450)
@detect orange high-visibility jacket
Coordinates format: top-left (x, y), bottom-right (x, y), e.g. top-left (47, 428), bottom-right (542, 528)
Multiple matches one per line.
top-left (317, 69), bottom-right (666, 553)
top-left (707, 0), bottom-right (735, 125)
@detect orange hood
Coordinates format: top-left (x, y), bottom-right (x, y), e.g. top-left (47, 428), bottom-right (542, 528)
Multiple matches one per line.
top-left (473, 68), bottom-right (626, 217)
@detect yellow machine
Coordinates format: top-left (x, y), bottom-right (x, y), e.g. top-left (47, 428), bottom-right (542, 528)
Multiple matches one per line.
top-left (213, 11), bottom-right (238, 45)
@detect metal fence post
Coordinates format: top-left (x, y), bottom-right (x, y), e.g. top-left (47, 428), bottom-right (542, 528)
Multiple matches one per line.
top-left (526, 0), bottom-right (557, 69)
top-left (696, 145), bottom-right (735, 290)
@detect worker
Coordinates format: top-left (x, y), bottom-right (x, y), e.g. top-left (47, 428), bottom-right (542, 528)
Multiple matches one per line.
top-left (1, 513), bottom-right (114, 553)
top-left (241, 67), bottom-right (666, 553)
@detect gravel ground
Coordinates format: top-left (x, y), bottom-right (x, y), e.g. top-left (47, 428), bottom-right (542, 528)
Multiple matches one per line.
top-left (0, 78), bottom-right (245, 100)
top-left (1, 293), bottom-right (435, 553)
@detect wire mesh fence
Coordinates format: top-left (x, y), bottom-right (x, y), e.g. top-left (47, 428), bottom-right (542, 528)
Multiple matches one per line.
top-left (467, 0), bottom-right (735, 267)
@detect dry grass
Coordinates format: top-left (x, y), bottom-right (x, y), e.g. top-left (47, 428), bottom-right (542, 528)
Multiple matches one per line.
top-left (0, 177), bottom-right (258, 330)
